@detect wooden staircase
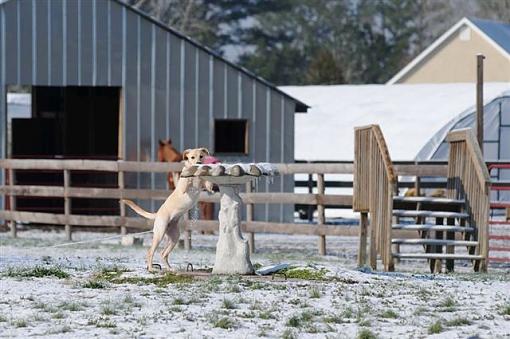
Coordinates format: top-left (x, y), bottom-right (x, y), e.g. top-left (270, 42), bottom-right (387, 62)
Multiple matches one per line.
top-left (354, 126), bottom-right (490, 273)
top-left (391, 196), bottom-right (482, 272)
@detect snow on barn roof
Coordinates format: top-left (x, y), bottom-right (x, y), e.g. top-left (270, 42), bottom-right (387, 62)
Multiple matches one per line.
top-left (280, 83), bottom-right (510, 162)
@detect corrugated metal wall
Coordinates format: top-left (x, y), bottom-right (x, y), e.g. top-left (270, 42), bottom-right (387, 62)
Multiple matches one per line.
top-left (0, 0), bottom-right (299, 222)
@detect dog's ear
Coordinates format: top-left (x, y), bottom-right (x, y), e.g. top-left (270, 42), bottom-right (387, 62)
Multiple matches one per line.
top-left (182, 149), bottom-right (192, 160)
top-left (200, 148), bottom-right (210, 155)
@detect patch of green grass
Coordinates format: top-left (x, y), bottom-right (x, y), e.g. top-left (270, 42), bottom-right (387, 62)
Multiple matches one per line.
top-left (212, 317), bottom-right (235, 329)
top-left (88, 316), bottom-right (117, 328)
top-left (13, 319), bottom-right (27, 328)
top-left (100, 305), bottom-right (117, 316)
top-left (228, 284), bottom-right (241, 293)
top-left (97, 319), bottom-right (117, 328)
top-left (342, 307), bottom-right (354, 318)
top-left (357, 328), bottom-right (377, 339)
top-left (414, 306), bottom-right (427, 316)
top-left (445, 317), bottom-right (471, 326)
top-left (59, 301), bottom-right (83, 312)
top-left (438, 296), bottom-right (456, 308)
top-left (282, 267), bottom-right (328, 280)
top-left (113, 273), bottom-right (192, 287)
top-left (173, 297), bottom-right (189, 305)
top-left (500, 304), bottom-right (510, 316)
top-left (259, 310), bottom-right (276, 320)
top-left (287, 314), bottom-right (301, 328)
top-left (248, 282), bottom-right (266, 290)
top-left (281, 328), bottom-right (297, 339)
top-left (358, 318), bottom-right (371, 327)
top-left (52, 312), bottom-right (65, 319)
top-left (222, 298), bottom-right (237, 310)
top-left (5, 266), bottom-right (69, 279)
top-left (170, 306), bottom-right (182, 312)
top-left (0, 315), bottom-right (7, 322)
top-left (83, 280), bottom-right (106, 289)
top-left (33, 314), bottom-right (48, 322)
top-left (428, 320), bottom-right (443, 334)
top-left (379, 309), bottom-right (398, 319)
top-left (286, 310), bottom-right (313, 328)
top-left (323, 313), bottom-right (344, 324)
top-left (309, 287), bottom-right (322, 299)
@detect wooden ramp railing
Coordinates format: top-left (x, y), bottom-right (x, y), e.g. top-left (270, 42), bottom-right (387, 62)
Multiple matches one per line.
top-left (354, 125), bottom-right (396, 271)
top-left (446, 128), bottom-right (490, 272)
top-left (355, 126), bottom-right (490, 273)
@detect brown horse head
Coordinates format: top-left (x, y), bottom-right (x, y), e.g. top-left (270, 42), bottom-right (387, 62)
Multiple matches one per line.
top-left (157, 138), bottom-right (183, 163)
top-left (157, 138), bottom-right (183, 190)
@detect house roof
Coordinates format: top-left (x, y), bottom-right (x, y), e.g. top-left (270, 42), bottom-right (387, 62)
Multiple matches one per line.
top-left (0, 0), bottom-right (309, 112)
top-left (279, 83), bottom-right (510, 161)
top-left (469, 17), bottom-right (510, 55)
top-left (387, 17), bottom-right (510, 85)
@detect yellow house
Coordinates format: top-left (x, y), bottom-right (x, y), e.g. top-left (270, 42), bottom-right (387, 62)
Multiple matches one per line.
top-left (387, 17), bottom-right (510, 84)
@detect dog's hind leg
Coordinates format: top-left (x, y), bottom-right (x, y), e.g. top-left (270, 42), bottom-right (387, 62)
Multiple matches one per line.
top-left (161, 219), bottom-right (180, 271)
top-left (146, 217), bottom-right (167, 272)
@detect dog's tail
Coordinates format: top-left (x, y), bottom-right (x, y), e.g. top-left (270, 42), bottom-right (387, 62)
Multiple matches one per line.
top-left (122, 199), bottom-right (156, 220)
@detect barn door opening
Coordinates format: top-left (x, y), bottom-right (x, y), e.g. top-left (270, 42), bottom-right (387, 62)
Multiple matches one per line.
top-left (8, 86), bottom-right (121, 216)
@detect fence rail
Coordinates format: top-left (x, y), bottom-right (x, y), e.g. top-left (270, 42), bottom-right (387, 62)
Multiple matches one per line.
top-left (1, 157), bottom-right (495, 255)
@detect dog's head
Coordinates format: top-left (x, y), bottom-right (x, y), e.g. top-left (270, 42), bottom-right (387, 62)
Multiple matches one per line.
top-left (182, 148), bottom-right (210, 167)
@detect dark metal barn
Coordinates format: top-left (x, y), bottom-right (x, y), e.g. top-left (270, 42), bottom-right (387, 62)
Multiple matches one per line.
top-left (0, 0), bottom-right (308, 222)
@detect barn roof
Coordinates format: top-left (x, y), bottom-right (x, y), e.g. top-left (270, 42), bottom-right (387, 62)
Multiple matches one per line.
top-left (0, 0), bottom-right (308, 112)
top-left (280, 83), bottom-right (510, 161)
top-left (387, 17), bottom-right (510, 85)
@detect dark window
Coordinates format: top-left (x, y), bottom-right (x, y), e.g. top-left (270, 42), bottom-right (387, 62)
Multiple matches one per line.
top-left (214, 119), bottom-right (248, 154)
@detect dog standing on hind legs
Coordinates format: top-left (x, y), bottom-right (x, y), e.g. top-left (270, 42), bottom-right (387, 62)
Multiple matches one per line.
top-left (123, 148), bottom-right (213, 272)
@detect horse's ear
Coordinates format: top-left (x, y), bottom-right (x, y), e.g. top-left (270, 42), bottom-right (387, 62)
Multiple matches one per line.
top-left (182, 149), bottom-right (192, 160)
top-left (158, 139), bottom-right (165, 146)
top-left (200, 148), bottom-right (210, 155)
top-left (167, 138), bottom-right (172, 145)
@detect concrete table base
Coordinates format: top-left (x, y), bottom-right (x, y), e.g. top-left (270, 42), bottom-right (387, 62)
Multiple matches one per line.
top-left (212, 185), bottom-right (254, 275)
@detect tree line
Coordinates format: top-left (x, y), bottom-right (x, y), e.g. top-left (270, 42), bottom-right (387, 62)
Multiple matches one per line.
top-left (124, 0), bottom-right (510, 85)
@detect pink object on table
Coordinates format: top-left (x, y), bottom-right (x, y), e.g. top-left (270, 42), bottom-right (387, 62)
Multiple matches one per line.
top-left (203, 155), bottom-right (221, 164)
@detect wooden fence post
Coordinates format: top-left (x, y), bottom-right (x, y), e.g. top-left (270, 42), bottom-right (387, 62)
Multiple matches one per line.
top-left (307, 172), bottom-right (314, 223)
top-left (317, 173), bottom-right (326, 255)
top-left (118, 170), bottom-right (127, 235)
top-left (8, 168), bottom-right (16, 238)
top-left (63, 169), bottom-right (72, 241)
top-left (358, 211), bottom-right (368, 266)
top-left (414, 175), bottom-right (421, 197)
top-left (246, 181), bottom-right (255, 254)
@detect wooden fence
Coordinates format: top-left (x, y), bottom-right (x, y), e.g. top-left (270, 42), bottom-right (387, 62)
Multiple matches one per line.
top-left (0, 158), bottom-right (449, 254)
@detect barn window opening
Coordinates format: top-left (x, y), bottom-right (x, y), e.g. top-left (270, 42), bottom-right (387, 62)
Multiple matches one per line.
top-left (6, 85), bottom-right (121, 216)
top-left (214, 119), bottom-right (248, 154)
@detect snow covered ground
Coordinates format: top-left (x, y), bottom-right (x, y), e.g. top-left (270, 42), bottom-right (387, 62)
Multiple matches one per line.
top-left (1, 230), bottom-right (509, 338)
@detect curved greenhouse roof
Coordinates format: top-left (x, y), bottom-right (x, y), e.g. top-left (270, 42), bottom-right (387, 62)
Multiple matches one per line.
top-left (416, 90), bottom-right (510, 161)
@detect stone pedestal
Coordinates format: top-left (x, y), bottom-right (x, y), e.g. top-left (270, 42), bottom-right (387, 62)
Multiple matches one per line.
top-left (212, 185), bottom-right (254, 275)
